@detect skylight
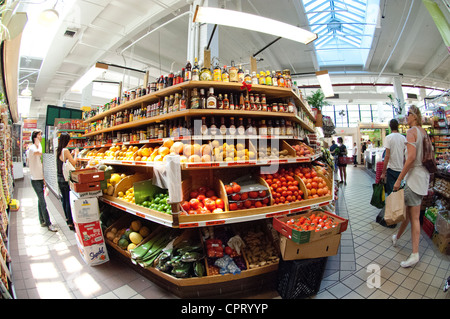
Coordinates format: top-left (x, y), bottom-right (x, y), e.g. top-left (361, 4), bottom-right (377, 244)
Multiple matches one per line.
top-left (301, 0), bottom-right (380, 68)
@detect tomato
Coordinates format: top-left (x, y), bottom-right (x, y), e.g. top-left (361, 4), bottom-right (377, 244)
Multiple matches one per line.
top-left (204, 199), bottom-right (216, 211)
top-left (231, 193), bottom-right (241, 201)
top-left (255, 201), bottom-right (263, 208)
top-left (258, 190), bottom-right (267, 197)
top-left (232, 183), bottom-right (241, 193)
top-left (262, 197), bottom-right (270, 204)
top-left (225, 246), bottom-right (233, 255)
top-left (189, 198), bottom-right (200, 209)
top-left (206, 189), bottom-right (216, 198)
top-left (244, 200), bottom-right (252, 208)
top-left (229, 202), bottom-right (238, 211)
top-left (181, 201), bottom-right (190, 211)
top-left (188, 210), bottom-right (197, 215)
top-left (198, 186), bottom-right (207, 194)
top-left (215, 198), bottom-right (224, 209)
top-left (249, 191), bottom-right (258, 198)
top-left (240, 192), bottom-right (248, 200)
top-left (197, 194), bottom-right (206, 202)
top-left (207, 249), bottom-right (216, 258)
top-left (225, 185), bottom-right (233, 194)
top-left (190, 190), bottom-right (199, 198)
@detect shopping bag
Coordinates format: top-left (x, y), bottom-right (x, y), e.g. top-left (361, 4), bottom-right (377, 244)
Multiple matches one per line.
top-left (370, 182), bottom-right (385, 209)
top-left (62, 151), bottom-right (75, 182)
top-left (384, 189), bottom-right (406, 225)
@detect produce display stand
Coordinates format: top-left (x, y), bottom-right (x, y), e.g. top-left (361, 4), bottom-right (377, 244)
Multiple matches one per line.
top-left (81, 80), bottom-right (338, 298)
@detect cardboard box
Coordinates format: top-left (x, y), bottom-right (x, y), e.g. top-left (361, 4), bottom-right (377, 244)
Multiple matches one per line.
top-left (273, 210), bottom-right (348, 244)
top-left (432, 232), bottom-right (450, 255)
top-left (75, 220), bottom-right (104, 247)
top-left (75, 234), bottom-right (109, 266)
top-left (70, 192), bottom-right (100, 224)
top-left (280, 233), bottom-right (341, 260)
top-left (69, 187), bottom-right (103, 199)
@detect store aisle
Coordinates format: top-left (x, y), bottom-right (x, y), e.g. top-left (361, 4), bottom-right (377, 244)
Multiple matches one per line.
top-left (315, 166), bottom-right (450, 299)
top-left (7, 167), bottom-right (450, 299)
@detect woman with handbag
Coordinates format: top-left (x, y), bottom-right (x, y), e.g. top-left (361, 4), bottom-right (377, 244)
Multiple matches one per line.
top-left (336, 137), bottom-right (348, 185)
top-left (391, 105), bottom-right (430, 268)
top-left (56, 132), bottom-right (79, 230)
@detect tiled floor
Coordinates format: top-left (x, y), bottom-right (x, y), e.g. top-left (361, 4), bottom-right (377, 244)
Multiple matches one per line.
top-left (7, 166), bottom-right (450, 299)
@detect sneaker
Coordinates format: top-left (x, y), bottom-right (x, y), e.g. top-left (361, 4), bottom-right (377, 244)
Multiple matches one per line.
top-left (392, 234), bottom-right (397, 247)
top-left (47, 225), bottom-right (58, 232)
top-left (400, 253), bottom-right (419, 268)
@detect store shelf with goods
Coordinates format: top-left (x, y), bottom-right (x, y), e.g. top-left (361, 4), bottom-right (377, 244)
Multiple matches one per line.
top-left (96, 162), bottom-right (334, 229)
top-left (0, 106), bottom-right (15, 299)
top-left (69, 79), bottom-right (338, 296)
top-left (82, 81), bottom-right (315, 125)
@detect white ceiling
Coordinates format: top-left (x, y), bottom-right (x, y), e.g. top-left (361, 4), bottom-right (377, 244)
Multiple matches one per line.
top-left (14, 0), bottom-right (450, 123)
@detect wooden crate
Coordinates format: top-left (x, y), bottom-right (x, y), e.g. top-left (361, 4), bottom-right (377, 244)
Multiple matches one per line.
top-left (69, 180), bottom-right (102, 193)
top-left (70, 168), bottom-right (105, 183)
top-left (113, 173), bottom-right (149, 197)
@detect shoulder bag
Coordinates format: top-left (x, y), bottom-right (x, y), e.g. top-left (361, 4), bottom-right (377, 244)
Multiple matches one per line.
top-left (422, 131), bottom-right (437, 174)
top-left (62, 149), bottom-right (75, 182)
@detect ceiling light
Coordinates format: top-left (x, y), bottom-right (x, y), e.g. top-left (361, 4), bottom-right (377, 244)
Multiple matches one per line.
top-left (316, 70), bottom-right (334, 97)
top-left (193, 5), bottom-right (317, 45)
top-left (71, 63), bottom-right (109, 93)
top-left (37, 1), bottom-right (59, 27)
top-left (20, 79), bottom-right (32, 96)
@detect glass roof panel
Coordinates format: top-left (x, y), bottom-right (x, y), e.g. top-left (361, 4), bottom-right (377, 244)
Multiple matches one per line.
top-left (301, 0), bottom-right (380, 67)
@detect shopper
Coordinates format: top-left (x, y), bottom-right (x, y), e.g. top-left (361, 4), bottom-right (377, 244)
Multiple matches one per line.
top-left (56, 132), bottom-right (79, 231)
top-left (377, 119), bottom-right (406, 228)
top-left (336, 137), bottom-right (347, 184)
top-left (391, 105), bottom-right (430, 268)
top-left (380, 119), bottom-right (406, 195)
top-left (352, 142), bottom-right (358, 167)
top-left (28, 130), bottom-right (57, 232)
top-left (361, 141), bottom-right (367, 165)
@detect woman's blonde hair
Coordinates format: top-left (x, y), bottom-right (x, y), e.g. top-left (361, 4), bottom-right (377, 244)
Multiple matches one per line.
top-left (408, 105), bottom-right (422, 126)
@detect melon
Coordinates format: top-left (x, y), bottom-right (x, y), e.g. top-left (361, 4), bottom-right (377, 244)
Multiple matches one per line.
top-left (127, 243), bottom-right (137, 251)
top-left (129, 232), bottom-right (143, 245)
top-left (118, 238), bottom-right (129, 249)
top-left (130, 220), bottom-right (142, 232)
top-left (139, 226), bottom-right (150, 237)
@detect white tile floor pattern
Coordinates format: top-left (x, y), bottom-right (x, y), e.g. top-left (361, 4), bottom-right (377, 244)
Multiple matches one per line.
top-left (7, 167), bottom-right (450, 299)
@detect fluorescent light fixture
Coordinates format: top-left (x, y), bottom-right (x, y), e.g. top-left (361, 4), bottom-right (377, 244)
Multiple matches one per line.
top-left (71, 63), bottom-right (108, 93)
top-left (315, 70), bottom-right (334, 97)
top-left (193, 6), bottom-right (317, 45)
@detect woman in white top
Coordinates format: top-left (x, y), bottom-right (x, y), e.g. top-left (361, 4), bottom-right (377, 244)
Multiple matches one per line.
top-left (391, 105), bottom-right (430, 268)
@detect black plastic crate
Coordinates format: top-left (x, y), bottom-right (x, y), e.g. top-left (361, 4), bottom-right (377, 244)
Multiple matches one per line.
top-left (276, 257), bottom-right (328, 299)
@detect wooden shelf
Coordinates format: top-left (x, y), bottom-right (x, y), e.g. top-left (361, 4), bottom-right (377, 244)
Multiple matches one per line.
top-left (100, 193), bottom-right (333, 229)
top-left (83, 81), bottom-right (315, 124)
top-left (83, 109), bottom-right (315, 137)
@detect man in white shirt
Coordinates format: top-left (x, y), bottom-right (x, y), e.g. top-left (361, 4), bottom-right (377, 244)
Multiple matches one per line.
top-left (376, 119), bottom-right (406, 228)
top-left (28, 130), bottom-right (57, 232)
top-left (380, 119), bottom-right (407, 195)
top-left (352, 143), bottom-right (358, 167)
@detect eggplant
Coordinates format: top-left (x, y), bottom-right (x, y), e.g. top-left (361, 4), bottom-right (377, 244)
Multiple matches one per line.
top-left (181, 251), bottom-right (204, 262)
top-left (194, 261), bottom-right (205, 277)
top-left (171, 262), bottom-right (192, 278)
